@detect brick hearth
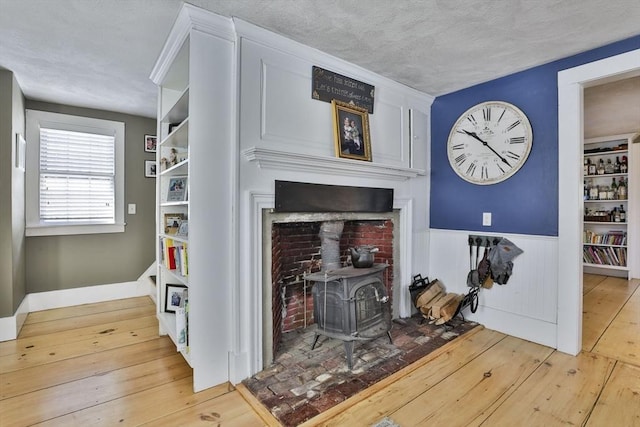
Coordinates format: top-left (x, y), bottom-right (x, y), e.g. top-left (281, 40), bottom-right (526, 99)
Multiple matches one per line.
top-left (243, 315), bottom-right (478, 427)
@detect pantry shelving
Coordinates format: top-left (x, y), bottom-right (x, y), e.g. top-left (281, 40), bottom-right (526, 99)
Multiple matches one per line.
top-left (582, 132), bottom-right (638, 276)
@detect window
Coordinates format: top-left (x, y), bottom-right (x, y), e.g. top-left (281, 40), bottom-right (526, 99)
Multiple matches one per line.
top-left (26, 110), bottom-right (125, 236)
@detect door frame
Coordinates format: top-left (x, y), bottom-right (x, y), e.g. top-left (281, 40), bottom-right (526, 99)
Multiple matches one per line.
top-left (557, 48), bottom-right (640, 355)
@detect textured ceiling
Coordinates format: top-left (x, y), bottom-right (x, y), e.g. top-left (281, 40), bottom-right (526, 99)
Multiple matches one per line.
top-left (1, 0), bottom-right (639, 118)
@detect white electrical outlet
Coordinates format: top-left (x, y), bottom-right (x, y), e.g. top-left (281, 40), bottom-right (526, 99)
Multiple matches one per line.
top-left (482, 212), bottom-right (491, 226)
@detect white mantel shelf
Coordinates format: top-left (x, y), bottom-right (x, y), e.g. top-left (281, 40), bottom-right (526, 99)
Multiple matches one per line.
top-left (242, 147), bottom-right (426, 181)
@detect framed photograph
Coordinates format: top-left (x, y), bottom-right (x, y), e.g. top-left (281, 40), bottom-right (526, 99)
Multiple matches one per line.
top-left (145, 160), bottom-right (157, 178)
top-left (332, 100), bottom-right (372, 161)
top-left (167, 177), bottom-right (188, 202)
top-left (163, 213), bottom-right (185, 235)
top-left (165, 284), bottom-right (187, 313)
top-left (176, 220), bottom-right (188, 237)
top-left (145, 135), bottom-right (157, 153)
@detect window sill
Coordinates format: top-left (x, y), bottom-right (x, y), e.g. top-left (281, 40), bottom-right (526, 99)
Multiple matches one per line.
top-left (26, 223), bottom-right (126, 237)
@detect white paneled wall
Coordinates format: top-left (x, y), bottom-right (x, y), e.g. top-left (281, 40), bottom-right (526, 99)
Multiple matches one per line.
top-left (231, 18), bottom-right (434, 381)
top-left (428, 229), bottom-right (558, 347)
top-left (369, 96), bottom-right (406, 165)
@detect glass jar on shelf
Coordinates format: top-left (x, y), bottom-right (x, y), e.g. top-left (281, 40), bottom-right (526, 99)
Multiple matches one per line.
top-left (618, 177), bottom-right (627, 199)
top-left (620, 156), bottom-right (628, 173)
top-left (598, 185), bottom-right (608, 201)
top-left (589, 183), bottom-right (599, 200)
top-left (605, 158), bottom-right (614, 174)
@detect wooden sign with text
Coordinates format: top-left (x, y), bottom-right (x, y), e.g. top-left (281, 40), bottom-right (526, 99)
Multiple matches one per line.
top-left (312, 66), bottom-right (375, 113)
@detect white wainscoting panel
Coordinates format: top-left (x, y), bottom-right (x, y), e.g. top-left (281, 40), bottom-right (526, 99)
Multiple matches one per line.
top-left (410, 108), bottom-right (430, 172)
top-left (428, 229), bottom-right (558, 348)
top-left (369, 98), bottom-right (405, 165)
top-left (261, 59), bottom-right (330, 151)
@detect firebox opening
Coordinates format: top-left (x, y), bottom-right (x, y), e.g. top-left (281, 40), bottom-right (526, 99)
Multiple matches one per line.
top-left (263, 210), bottom-right (399, 366)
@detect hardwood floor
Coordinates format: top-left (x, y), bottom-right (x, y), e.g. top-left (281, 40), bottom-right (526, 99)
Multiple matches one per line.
top-left (1, 275), bottom-right (638, 426)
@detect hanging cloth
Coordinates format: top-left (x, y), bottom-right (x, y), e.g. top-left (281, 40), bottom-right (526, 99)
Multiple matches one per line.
top-left (487, 238), bottom-right (523, 285)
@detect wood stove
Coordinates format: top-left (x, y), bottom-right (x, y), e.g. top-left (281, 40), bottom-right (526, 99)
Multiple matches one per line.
top-left (306, 263), bottom-right (392, 369)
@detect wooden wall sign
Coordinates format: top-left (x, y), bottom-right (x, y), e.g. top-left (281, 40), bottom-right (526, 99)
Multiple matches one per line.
top-left (312, 66), bottom-right (375, 114)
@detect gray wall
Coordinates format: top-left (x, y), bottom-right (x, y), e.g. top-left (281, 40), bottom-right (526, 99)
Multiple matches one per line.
top-left (0, 70), bottom-right (26, 317)
top-left (25, 101), bottom-right (156, 293)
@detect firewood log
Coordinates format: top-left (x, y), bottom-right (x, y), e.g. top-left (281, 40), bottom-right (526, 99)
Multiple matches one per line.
top-left (420, 292), bottom-right (448, 318)
top-left (415, 281), bottom-right (444, 309)
top-left (430, 293), bottom-right (459, 319)
top-left (435, 293), bottom-right (464, 325)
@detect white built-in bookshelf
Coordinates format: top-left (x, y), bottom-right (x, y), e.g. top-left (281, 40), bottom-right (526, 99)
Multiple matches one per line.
top-left (150, 4), bottom-right (235, 392)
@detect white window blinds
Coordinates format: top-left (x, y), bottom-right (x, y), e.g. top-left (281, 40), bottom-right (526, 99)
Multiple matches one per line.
top-left (39, 127), bottom-right (116, 223)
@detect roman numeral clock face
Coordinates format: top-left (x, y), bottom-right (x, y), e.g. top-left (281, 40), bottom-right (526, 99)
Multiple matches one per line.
top-left (447, 101), bottom-right (533, 185)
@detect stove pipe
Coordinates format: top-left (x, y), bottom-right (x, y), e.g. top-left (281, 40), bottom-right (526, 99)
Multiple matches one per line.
top-left (319, 221), bottom-right (344, 271)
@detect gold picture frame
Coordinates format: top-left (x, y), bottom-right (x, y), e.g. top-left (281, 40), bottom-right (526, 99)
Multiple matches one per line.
top-left (332, 100), bottom-right (372, 161)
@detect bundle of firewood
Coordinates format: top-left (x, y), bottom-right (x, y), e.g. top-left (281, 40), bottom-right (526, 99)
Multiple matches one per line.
top-left (411, 276), bottom-right (463, 325)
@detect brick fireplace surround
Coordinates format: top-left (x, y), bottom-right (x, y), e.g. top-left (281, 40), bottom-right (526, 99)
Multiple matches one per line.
top-left (271, 219), bottom-right (394, 357)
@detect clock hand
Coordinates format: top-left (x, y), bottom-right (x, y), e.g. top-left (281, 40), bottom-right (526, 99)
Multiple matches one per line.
top-left (462, 130), bottom-right (512, 168)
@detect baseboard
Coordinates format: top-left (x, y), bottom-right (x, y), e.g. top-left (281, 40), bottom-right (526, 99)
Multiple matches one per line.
top-left (0, 280), bottom-right (154, 342)
top-left (137, 261), bottom-right (157, 281)
top-left (228, 350), bottom-right (250, 385)
top-left (466, 305), bottom-right (558, 349)
top-left (0, 296), bottom-right (30, 342)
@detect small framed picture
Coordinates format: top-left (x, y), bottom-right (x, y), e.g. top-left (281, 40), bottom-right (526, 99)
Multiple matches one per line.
top-left (332, 100), bottom-right (372, 162)
top-left (164, 213), bottom-right (185, 235)
top-left (145, 160), bottom-right (157, 178)
top-left (145, 135), bottom-right (157, 153)
top-left (176, 220), bottom-right (188, 237)
top-left (165, 284), bottom-right (187, 313)
top-left (167, 177), bottom-right (188, 202)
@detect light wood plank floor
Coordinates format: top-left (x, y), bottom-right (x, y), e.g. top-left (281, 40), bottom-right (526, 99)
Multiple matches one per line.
top-left (1, 275), bottom-right (638, 426)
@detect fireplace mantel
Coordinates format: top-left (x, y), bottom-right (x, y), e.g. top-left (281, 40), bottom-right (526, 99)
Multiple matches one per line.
top-left (242, 147), bottom-right (425, 181)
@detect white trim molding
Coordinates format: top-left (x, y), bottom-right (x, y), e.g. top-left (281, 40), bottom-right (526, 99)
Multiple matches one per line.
top-left (557, 48), bottom-right (640, 355)
top-left (25, 110), bottom-right (126, 237)
top-left (0, 297), bottom-right (29, 342)
top-left (150, 4), bottom-right (235, 85)
top-left (242, 147), bottom-right (425, 181)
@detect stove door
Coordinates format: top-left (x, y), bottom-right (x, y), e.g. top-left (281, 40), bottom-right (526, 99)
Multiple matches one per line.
top-left (312, 282), bottom-right (349, 335)
top-left (353, 280), bottom-right (390, 337)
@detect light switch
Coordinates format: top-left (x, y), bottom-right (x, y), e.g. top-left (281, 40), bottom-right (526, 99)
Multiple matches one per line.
top-left (128, 203), bottom-right (136, 215)
top-left (482, 212), bottom-right (491, 226)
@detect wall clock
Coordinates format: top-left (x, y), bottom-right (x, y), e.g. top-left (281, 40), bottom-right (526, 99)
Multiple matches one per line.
top-left (447, 101), bottom-right (533, 185)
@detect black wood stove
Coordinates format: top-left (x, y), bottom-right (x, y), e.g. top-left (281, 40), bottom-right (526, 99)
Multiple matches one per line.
top-left (306, 263), bottom-right (392, 369)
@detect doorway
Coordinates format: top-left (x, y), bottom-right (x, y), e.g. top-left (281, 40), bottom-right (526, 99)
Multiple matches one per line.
top-left (558, 48), bottom-right (640, 355)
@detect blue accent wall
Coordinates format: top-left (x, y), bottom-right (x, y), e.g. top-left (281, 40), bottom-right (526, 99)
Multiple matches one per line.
top-left (430, 35), bottom-right (640, 236)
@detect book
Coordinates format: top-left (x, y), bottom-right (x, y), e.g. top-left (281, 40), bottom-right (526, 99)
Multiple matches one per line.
top-left (163, 238), bottom-right (173, 268)
top-left (180, 243), bottom-right (188, 276)
top-left (176, 305), bottom-right (187, 351)
top-left (167, 246), bottom-right (177, 270)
